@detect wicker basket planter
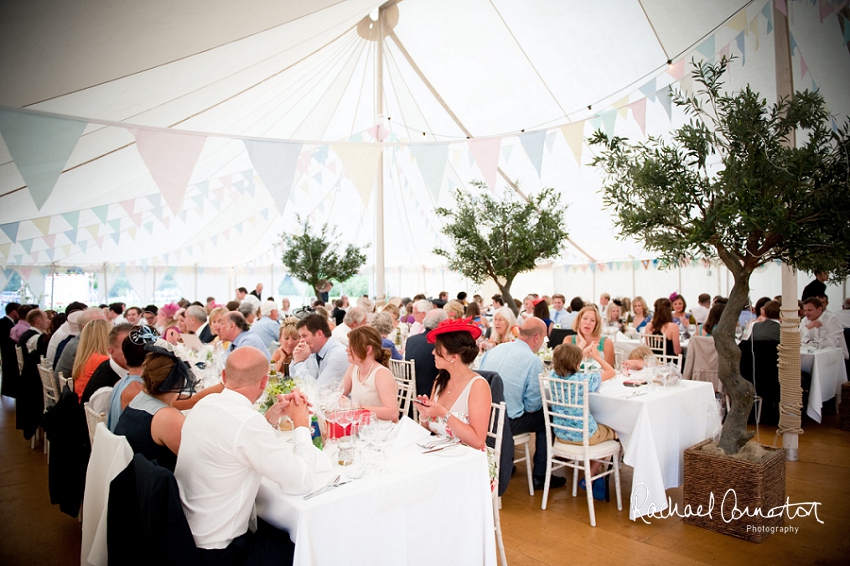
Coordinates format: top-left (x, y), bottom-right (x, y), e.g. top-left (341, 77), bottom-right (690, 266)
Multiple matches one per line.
top-left (683, 439), bottom-right (785, 543)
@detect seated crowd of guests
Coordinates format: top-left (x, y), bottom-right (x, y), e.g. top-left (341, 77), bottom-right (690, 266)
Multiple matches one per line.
top-left (2, 275), bottom-right (847, 565)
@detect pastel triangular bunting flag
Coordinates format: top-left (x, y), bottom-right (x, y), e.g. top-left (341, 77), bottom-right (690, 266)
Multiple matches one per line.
top-left (130, 128), bottom-right (206, 215)
top-left (1, 222), bottom-right (20, 242)
top-left (31, 216), bottom-right (51, 236)
top-left (467, 138), bottom-right (501, 191)
top-left (727, 9), bottom-right (747, 32)
top-left (639, 78), bottom-right (657, 101)
top-left (410, 144), bottom-right (449, 202)
top-left (20, 239), bottom-right (33, 254)
top-left (600, 110), bottom-right (617, 136)
top-left (630, 98), bottom-right (647, 135)
top-left (667, 59), bottom-right (685, 81)
top-left (659, 87), bottom-right (673, 119)
top-left (243, 140), bottom-right (303, 214)
top-left (86, 224), bottom-right (99, 239)
top-left (559, 123), bottom-right (584, 166)
top-left (761, 2), bottom-right (773, 34)
top-left (0, 108), bottom-right (87, 209)
top-left (519, 131), bottom-right (546, 178)
top-left (697, 36), bottom-right (715, 59)
top-left (92, 204), bottom-right (109, 223)
top-left (333, 144), bottom-right (384, 206)
top-left (43, 234), bottom-right (56, 248)
top-left (62, 211), bottom-right (80, 229)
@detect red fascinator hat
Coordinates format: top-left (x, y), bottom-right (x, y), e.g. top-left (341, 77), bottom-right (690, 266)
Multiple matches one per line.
top-left (427, 317), bottom-right (483, 343)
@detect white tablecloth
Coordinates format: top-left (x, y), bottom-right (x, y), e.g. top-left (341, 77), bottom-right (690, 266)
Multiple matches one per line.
top-left (801, 347), bottom-right (848, 423)
top-left (256, 434), bottom-right (496, 566)
top-left (589, 376), bottom-right (719, 520)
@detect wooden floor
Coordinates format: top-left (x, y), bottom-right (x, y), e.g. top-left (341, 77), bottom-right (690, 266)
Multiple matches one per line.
top-left (1, 393), bottom-right (848, 565)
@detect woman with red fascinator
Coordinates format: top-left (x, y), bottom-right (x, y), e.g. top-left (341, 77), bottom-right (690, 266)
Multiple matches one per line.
top-left (416, 318), bottom-right (492, 450)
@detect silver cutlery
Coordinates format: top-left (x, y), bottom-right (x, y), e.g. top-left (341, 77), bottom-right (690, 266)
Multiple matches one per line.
top-left (303, 478), bottom-right (354, 500)
top-left (417, 437), bottom-right (454, 449)
top-left (303, 475), bottom-right (340, 499)
top-left (422, 441), bottom-right (460, 454)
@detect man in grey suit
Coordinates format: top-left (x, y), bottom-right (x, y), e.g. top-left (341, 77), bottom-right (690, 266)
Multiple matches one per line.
top-left (751, 300), bottom-right (781, 342)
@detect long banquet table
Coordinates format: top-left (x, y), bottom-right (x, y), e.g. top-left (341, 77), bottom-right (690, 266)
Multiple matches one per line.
top-left (801, 347), bottom-right (847, 423)
top-left (256, 430), bottom-right (496, 566)
top-left (589, 376), bottom-right (720, 520)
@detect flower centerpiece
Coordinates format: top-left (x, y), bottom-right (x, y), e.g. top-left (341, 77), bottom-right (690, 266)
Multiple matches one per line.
top-left (260, 375), bottom-right (297, 414)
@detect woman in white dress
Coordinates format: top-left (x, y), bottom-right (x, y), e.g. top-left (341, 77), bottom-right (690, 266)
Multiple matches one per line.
top-left (341, 326), bottom-right (399, 422)
top-left (416, 319), bottom-right (492, 450)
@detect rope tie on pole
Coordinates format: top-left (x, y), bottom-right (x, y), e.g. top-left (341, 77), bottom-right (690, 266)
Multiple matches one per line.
top-left (777, 306), bottom-right (803, 438)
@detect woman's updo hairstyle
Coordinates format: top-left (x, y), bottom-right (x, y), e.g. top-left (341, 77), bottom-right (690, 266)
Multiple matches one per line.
top-left (347, 326), bottom-right (391, 368)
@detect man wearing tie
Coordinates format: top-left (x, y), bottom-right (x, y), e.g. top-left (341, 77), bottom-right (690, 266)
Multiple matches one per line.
top-left (218, 311), bottom-right (270, 361)
top-left (550, 294), bottom-right (568, 327)
top-left (289, 314), bottom-right (348, 388)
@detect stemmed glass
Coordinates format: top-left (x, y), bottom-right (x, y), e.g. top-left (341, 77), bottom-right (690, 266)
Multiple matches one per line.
top-left (372, 418), bottom-right (395, 474)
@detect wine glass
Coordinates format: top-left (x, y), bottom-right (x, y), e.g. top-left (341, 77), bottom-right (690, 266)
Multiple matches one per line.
top-left (372, 418), bottom-right (395, 474)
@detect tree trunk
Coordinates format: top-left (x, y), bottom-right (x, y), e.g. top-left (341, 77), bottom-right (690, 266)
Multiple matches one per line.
top-left (496, 279), bottom-right (519, 317)
top-left (715, 272), bottom-right (756, 454)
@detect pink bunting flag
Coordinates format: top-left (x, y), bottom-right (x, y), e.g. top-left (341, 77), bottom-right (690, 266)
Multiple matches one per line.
top-left (776, 0), bottom-right (787, 17)
top-left (819, 0), bottom-right (834, 22)
top-left (130, 128), bottom-right (206, 215)
top-left (368, 125), bottom-right (390, 142)
top-left (801, 55), bottom-right (808, 78)
top-left (667, 59), bottom-right (685, 81)
top-left (119, 199), bottom-right (135, 215)
top-left (467, 138), bottom-right (501, 192)
top-left (630, 99), bottom-right (647, 135)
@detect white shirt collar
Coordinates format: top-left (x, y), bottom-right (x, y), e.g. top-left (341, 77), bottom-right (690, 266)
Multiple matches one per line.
top-left (109, 357), bottom-right (129, 378)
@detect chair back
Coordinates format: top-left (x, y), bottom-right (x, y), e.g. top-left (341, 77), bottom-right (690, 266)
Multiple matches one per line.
top-left (549, 328), bottom-right (576, 348)
top-left (487, 402), bottom-right (507, 478)
top-left (539, 373), bottom-right (590, 447)
top-left (84, 402), bottom-right (107, 447)
top-left (638, 332), bottom-right (666, 354)
top-left (656, 353), bottom-right (683, 368)
top-left (89, 386), bottom-right (113, 415)
top-left (682, 335), bottom-right (722, 392)
top-left (390, 359), bottom-right (416, 419)
top-left (107, 454), bottom-right (198, 565)
top-left (58, 372), bottom-right (73, 393)
top-left (16, 345), bottom-right (25, 372)
top-left (38, 363), bottom-right (59, 410)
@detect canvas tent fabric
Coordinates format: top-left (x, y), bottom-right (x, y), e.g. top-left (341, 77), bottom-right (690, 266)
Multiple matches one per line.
top-left (1, 0), bottom-right (849, 299)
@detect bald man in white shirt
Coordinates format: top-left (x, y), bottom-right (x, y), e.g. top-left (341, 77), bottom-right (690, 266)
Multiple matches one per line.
top-left (175, 346), bottom-right (325, 565)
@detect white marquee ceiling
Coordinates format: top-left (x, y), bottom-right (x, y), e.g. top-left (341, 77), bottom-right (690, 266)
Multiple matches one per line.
top-left (1, 0), bottom-right (848, 274)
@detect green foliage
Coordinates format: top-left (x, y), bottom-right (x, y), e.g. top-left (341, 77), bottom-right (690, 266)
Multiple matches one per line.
top-left (433, 181), bottom-right (567, 312)
top-left (590, 57), bottom-right (850, 454)
top-left (280, 218), bottom-right (367, 298)
top-left (590, 57), bottom-right (850, 281)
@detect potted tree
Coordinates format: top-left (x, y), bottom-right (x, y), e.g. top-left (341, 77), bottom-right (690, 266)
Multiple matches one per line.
top-left (433, 182), bottom-right (568, 316)
top-left (590, 58), bottom-right (849, 541)
top-left (280, 217), bottom-right (367, 301)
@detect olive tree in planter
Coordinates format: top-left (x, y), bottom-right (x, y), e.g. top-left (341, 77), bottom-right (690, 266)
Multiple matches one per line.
top-left (590, 58), bottom-right (850, 455)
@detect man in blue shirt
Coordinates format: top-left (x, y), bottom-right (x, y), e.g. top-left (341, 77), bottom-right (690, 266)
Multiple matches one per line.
top-left (219, 311), bottom-right (271, 361)
top-left (289, 314), bottom-right (348, 388)
top-left (250, 301), bottom-right (281, 350)
top-left (479, 317), bottom-right (566, 490)
top-left (550, 294), bottom-right (568, 328)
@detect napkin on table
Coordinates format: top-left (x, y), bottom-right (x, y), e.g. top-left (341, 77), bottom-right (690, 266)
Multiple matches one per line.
top-left (391, 416), bottom-right (432, 450)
